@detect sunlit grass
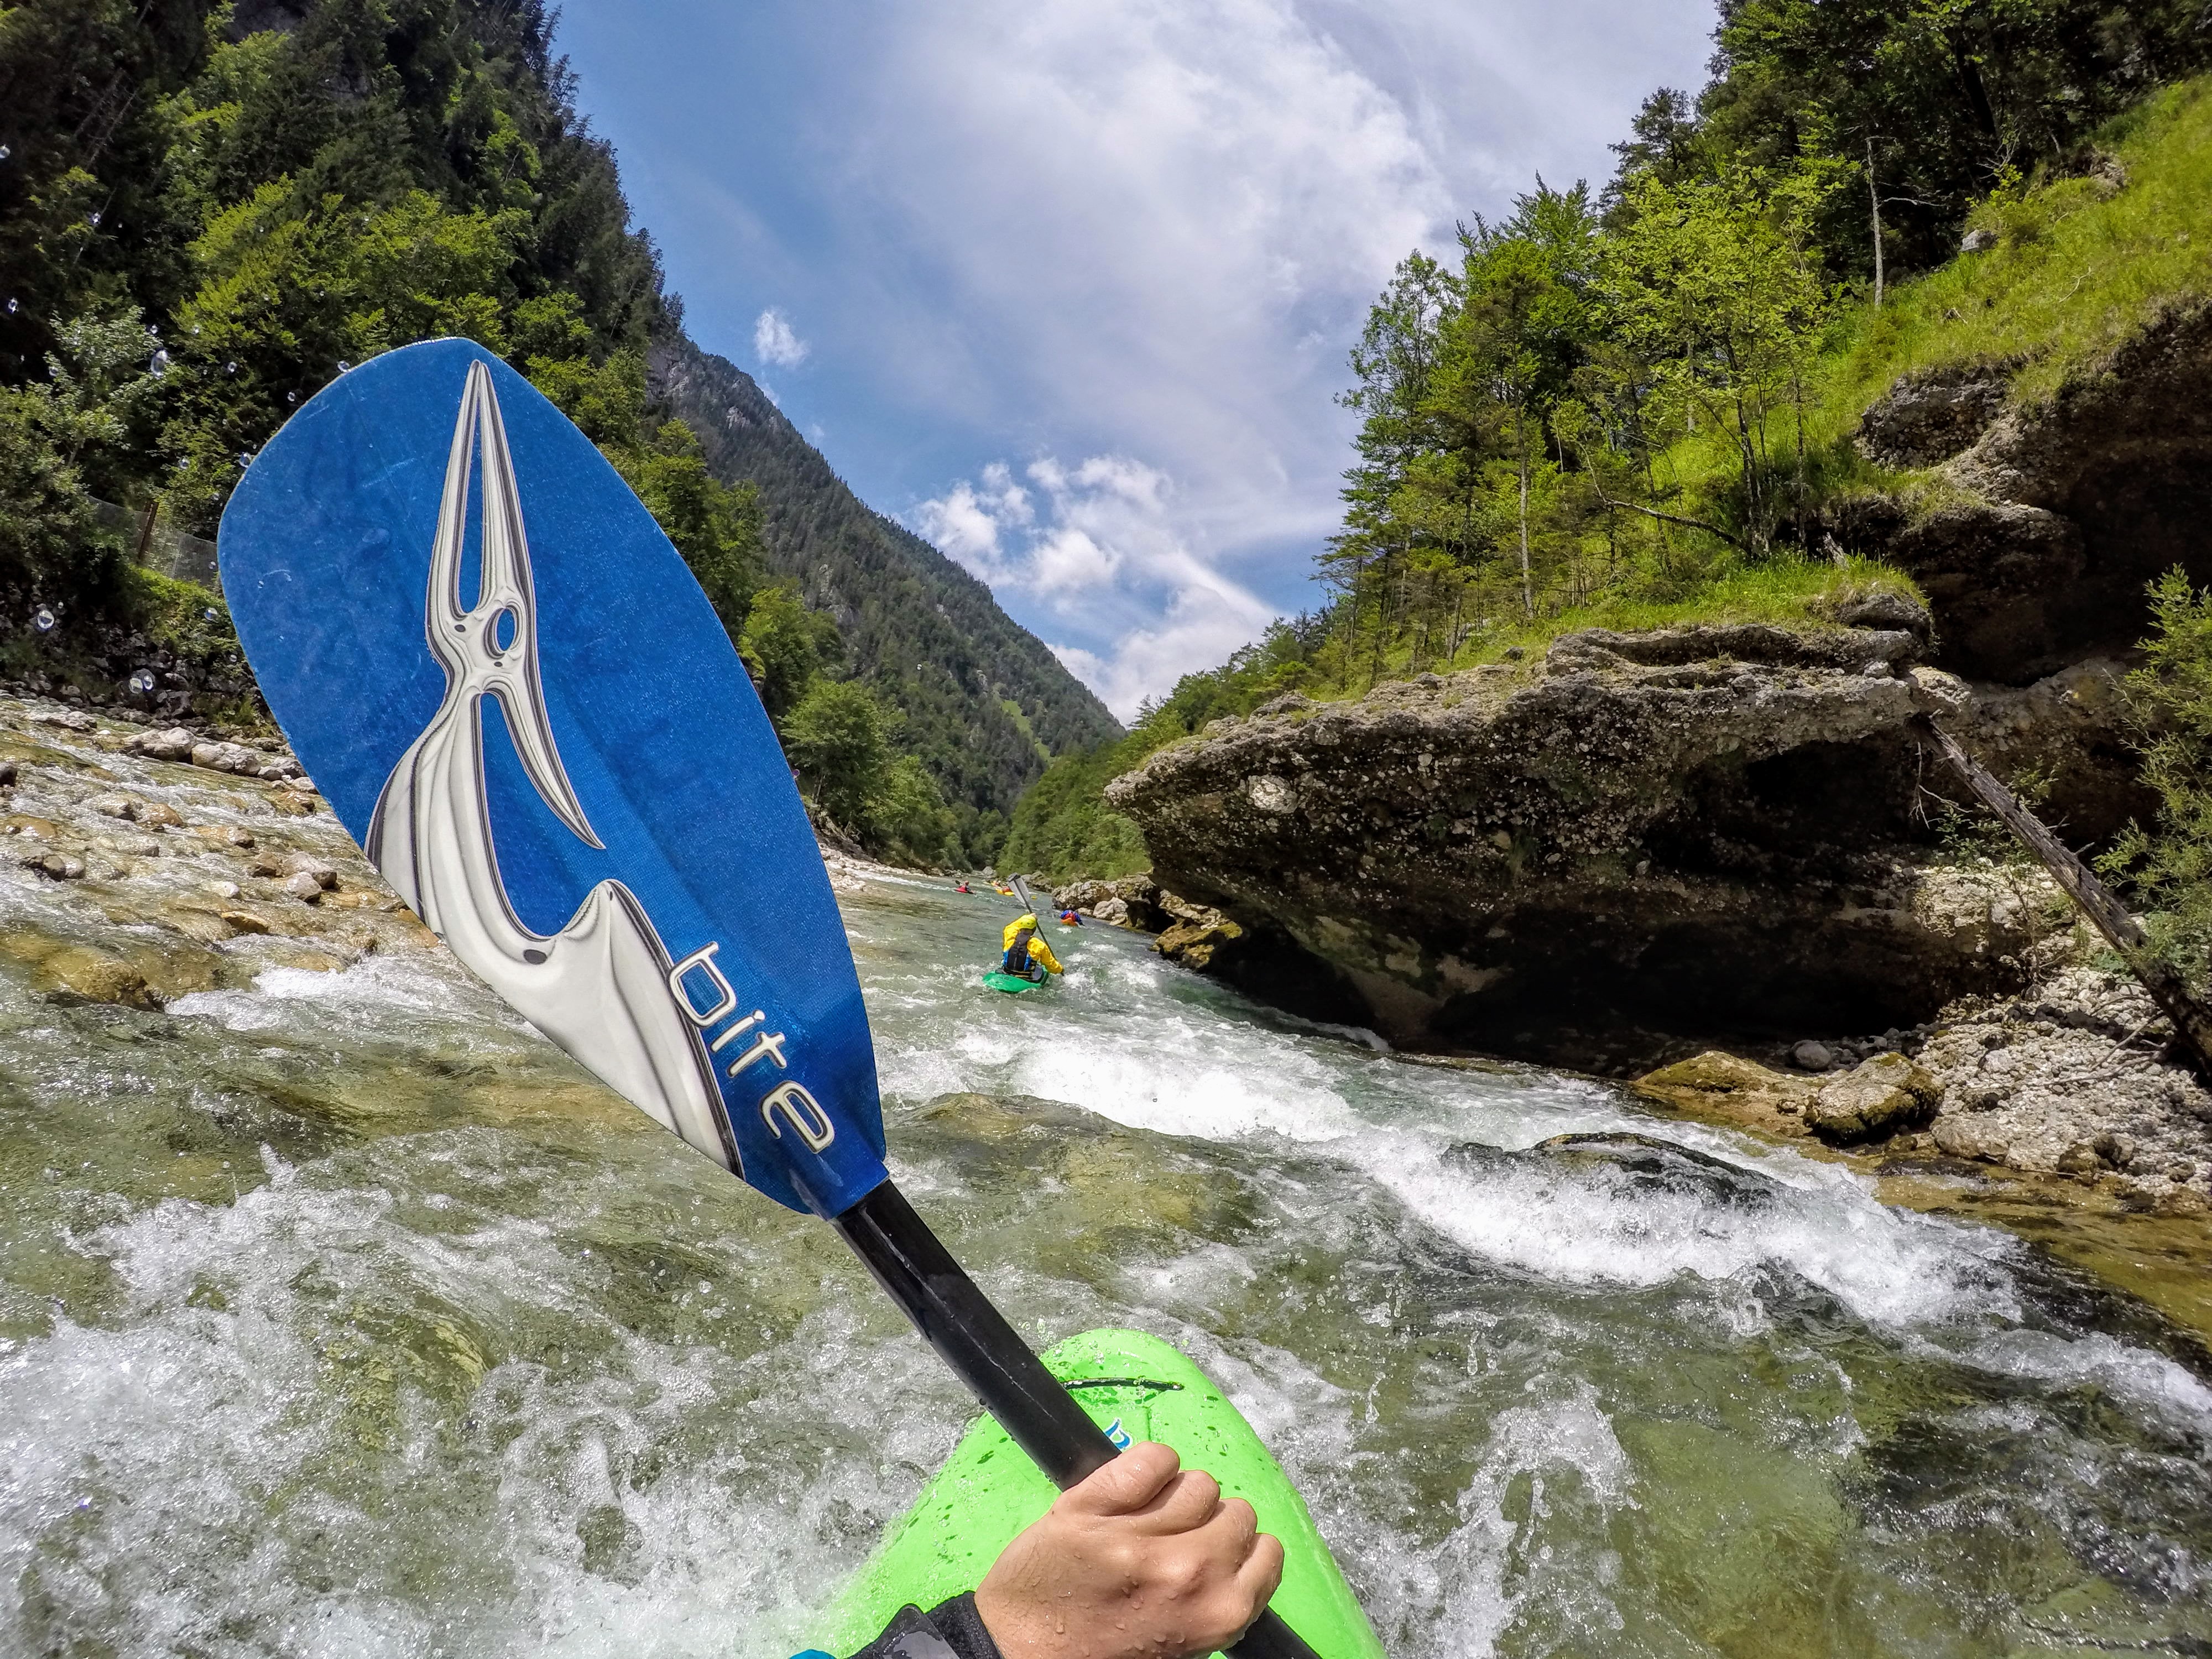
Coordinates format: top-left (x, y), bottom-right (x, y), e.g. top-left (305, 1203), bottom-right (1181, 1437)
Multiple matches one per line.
top-left (1817, 76), bottom-right (2212, 433)
top-left (1382, 556), bottom-right (1926, 681)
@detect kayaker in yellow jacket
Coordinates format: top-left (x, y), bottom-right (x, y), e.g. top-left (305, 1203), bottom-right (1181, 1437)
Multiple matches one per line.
top-left (1000, 913), bottom-right (1064, 983)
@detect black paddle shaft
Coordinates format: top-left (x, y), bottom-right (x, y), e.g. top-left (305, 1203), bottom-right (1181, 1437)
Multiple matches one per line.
top-left (835, 1181), bottom-right (1324, 1659)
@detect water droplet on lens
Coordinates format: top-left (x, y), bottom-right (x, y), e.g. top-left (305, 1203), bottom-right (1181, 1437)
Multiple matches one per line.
top-left (4, 299), bottom-right (16, 315)
top-left (203, 608), bottom-right (218, 622)
top-left (0, 146), bottom-right (11, 160)
top-left (34, 607), bottom-right (55, 633)
top-left (87, 211), bottom-right (101, 227)
top-left (286, 390), bottom-right (297, 404)
top-left (236, 452), bottom-right (252, 469)
top-left (148, 348), bottom-right (169, 377)
top-left (336, 360), bottom-right (351, 373)
top-left (129, 669), bottom-right (155, 695)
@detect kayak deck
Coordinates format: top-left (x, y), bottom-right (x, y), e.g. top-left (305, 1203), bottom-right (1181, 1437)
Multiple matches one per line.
top-left (815, 1328), bottom-right (1383, 1658)
top-left (980, 971), bottom-right (1045, 995)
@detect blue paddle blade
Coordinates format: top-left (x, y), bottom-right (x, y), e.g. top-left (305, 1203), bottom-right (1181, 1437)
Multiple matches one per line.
top-left (218, 338), bottom-right (890, 1218)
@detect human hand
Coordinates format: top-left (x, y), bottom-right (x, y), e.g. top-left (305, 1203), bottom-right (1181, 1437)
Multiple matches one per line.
top-left (974, 1442), bottom-right (1285, 1659)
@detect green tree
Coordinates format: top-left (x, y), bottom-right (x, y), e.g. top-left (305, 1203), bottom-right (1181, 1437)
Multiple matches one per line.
top-left (1324, 251), bottom-right (1456, 640)
top-left (739, 584), bottom-right (844, 719)
top-left (781, 678), bottom-right (891, 832)
top-left (1689, 0), bottom-right (2212, 280)
top-left (2104, 569), bottom-right (2212, 989)
top-left (610, 419), bottom-right (761, 632)
top-left (17, 306), bottom-right (167, 501)
top-left (0, 390), bottom-right (98, 593)
top-left (1598, 168), bottom-right (1832, 552)
top-left (1431, 182), bottom-right (1598, 615)
top-left (868, 753), bottom-right (960, 869)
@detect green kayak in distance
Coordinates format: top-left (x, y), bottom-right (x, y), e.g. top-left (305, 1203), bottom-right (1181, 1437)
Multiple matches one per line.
top-left (814, 1329), bottom-right (1384, 1659)
top-left (981, 971), bottom-right (1046, 995)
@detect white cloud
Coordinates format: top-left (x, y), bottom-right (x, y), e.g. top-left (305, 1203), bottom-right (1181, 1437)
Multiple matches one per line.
top-left (915, 452), bottom-right (1275, 718)
top-left (752, 307), bottom-right (810, 369)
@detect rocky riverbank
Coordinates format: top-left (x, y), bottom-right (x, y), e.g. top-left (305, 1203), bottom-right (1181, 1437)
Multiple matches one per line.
top-left (1635, 949), bottom-right (2212, 1214)
top-left (0, 697), bottom-right (436, 1015)
top-left (1060, 858), bottom-right (2212, 1222)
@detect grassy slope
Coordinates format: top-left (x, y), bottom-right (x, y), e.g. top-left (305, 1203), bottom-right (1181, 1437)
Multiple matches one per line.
top-left (1823, 76), bottom-right (2212, 430)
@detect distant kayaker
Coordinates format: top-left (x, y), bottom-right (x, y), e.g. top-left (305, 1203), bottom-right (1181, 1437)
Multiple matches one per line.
top-left (1057, 909), bottom-right (1081, 927)
top-left (956, 881), bottom-right (972, 894)
top-left (836, 1441), bottom-right (1284, 1659)
top-left (1000, 912), bottom-right (1063, 983)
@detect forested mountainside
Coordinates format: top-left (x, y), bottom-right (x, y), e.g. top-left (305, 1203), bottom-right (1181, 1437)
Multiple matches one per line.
top-left (650, 337), bottom-right (1119, 842)
top-left (1009, 0), bottom-right (2212, 883)
top-left (0, 0), bottom-right (1112, 868)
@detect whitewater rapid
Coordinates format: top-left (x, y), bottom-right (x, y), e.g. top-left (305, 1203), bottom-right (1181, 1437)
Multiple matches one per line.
top-left (2, 870), bottom-right (2208, 1656)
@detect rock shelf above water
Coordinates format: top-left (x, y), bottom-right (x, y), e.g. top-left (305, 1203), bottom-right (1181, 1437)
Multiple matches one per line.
top-left (1107, 608), bottom-right (2096, 1058)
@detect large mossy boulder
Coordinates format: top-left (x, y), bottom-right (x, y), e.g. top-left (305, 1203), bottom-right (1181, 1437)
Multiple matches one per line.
top-left (1805, 1051), bottom-right (1943, 1144)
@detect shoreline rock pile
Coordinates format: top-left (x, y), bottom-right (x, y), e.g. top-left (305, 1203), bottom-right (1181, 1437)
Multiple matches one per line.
top-left (1636, 953), bottom-right (2212, 1215)
top-left (0, 695), bottom-right (431, 1015)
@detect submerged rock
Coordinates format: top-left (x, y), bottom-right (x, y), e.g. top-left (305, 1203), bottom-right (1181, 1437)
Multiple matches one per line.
top-left (1155, 912), bottom-right (1245, 973)
top-left (39, 946), bottom-right (163, 1010)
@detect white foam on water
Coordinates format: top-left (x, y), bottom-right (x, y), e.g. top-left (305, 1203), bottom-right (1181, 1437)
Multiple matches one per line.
top-left (10, 871), bottom-right (2209, 1656)
top-left (1413, 1383), bottom-right (1635, 1658)
top-left (875, 921), bottom-right (2030, 1339)
top-left (166, 953), bottom-right (535, 1047)
top-left (1370, 1138), bottom-right (2025, 1333)
top-left (0, 1141), bottom-right (930, 1659)
top-left (1964, 1326), bottom-right (2212, 1427)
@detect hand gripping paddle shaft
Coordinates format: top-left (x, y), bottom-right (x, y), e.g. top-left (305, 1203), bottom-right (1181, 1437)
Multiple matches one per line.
top-left (219, 341), bottom-right (1321, 1659)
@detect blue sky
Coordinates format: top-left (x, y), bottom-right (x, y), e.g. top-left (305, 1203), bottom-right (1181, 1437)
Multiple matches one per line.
top-left (551, 1), bottom-right (1716, 718)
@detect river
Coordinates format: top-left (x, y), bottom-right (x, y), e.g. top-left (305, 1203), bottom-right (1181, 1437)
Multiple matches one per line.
top-left (3, 864), bottom-right (2209, 1657)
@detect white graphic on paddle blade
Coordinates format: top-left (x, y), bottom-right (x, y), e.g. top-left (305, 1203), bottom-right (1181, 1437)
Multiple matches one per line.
top-left (365, 359), bottom-right (738, 1172)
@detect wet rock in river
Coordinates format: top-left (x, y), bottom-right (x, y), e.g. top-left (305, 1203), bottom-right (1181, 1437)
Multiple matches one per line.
top-left (1806, 1052), bottom-right (1943, 1144)
top-left (1155, 911), bottom-right (1246, 973)
top-left (39, 945), bottom-right (162, 1010)
top-left (127, 727), bottom-right (198, 761)
top-left (281, 871), bottom-right (324, 902)
top-left (279, 852), bottom-right (337, 889)
top-left (1633, 1051), bottom-right (1817, 1136)
top-left (190, 740), bottom-right (263, 775)
top-left (1104, 618), bottom-right (2086, 1055)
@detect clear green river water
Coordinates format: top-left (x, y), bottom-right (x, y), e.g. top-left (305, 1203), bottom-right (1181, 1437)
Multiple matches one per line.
top-left (3, 870), bottom-right (2209, 1657)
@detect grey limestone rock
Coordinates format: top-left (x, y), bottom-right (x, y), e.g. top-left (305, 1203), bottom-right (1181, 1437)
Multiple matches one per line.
top-left (129, 727), bottom-right (198, 761)
top-left (1806, 1052), bottom-right (1943, 1143)
top-left (1858, 368), bottom-right (2010, 469)
top-left (1104, 636), bottom-right (2069, 1051)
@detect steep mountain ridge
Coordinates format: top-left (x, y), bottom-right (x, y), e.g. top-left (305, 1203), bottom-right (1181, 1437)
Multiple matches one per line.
top-left (649, 337), bottom-right (1119, 826)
